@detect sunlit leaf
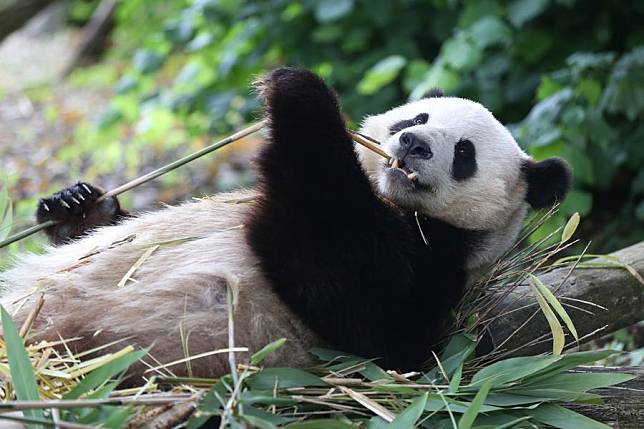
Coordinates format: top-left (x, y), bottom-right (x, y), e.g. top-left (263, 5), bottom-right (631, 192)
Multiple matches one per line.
top-left (1, 306), bottom-right (46, 428)
top-left (530, 282), bottom-right (565, 355)
top-left (250, 338), bottom-right (287, 366)
top-left (357, 55), bottom-right (407, 95)
top-left (561, 212), bottom-right (580, 243)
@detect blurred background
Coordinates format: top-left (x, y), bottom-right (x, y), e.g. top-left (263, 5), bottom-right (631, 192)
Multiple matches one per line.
top-left (0, 0), bottom-right (642, 359)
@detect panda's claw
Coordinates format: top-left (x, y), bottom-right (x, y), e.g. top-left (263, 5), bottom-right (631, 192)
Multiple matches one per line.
top-left (60, 199), bottom-right (71, 209)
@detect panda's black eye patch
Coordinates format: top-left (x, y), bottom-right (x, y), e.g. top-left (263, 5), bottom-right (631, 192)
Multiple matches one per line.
top-left (452, 139), bottom-right (477, 181)
top-left (389, 113), bottom-right (429, 135)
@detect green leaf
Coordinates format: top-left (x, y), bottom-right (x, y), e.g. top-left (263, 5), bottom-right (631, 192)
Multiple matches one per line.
top-left (530, 280), bottom-right (566, 355)
top-left (357, 56), bottom-right (407, 95)
top-left (133, 50), bottom-right (165, 74)
top-left (561, 146), bottom-right (594, 185)
top-left (240, 414), bottom-right (278, 429)
top-left (449, 364), bottom-right (463, 393)
top-left (528, 403), bottom-right (610, 429)
top-left (389, 393), bottom-right (428, 428)
top-left (443, 35), bottom-right (482, 71)
top-left (470, 355), bottom-right (560, 387)
top-left (469, 16), bottom-right (511, 48)
top-left (507, 0), bottom-right (549, 27)
top-left (576, 79), bottom-right (602, 106)
top-left (240, 391), bottom-right (298, 406)
top-left (251, 338), bottom-right (287, 366)
top-left (287, 420), bottom-right (356, 429)
top-left (523, 372), bottom-right (635, 392)
top-left (528, 274), bottom-right (578, 342)
top-left (561, 212), bottom-right (580, 243)
top-left (247, 368), bottom-right (327, 390)
top-left (0, 184), bottom-right (12, 241)
top-left (65, 348), bottom-right (148, 399)
top-left (410, 62), bottom-right (461, 99)
top-left (458, 380), bottom-right (492, 429)
top-left (315, 0), bottom-right (354, 23)
top-left (1, 306), bottom-right (46, 428)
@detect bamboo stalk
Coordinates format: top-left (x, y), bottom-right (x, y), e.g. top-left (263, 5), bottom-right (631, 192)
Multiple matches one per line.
top-left (0, 121), bottom-right (266, 249)
top-left (0, 122), bottom-right (390, 248)
top-left (0, 396), bottom-right (195, 411)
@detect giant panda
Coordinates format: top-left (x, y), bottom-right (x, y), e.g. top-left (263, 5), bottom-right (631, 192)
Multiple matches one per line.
top-left (0, 68), bottom-right (570, 378)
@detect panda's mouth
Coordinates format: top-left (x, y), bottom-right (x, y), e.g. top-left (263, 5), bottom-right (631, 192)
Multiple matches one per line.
top-left (388, 157), bottom-right (418, 182)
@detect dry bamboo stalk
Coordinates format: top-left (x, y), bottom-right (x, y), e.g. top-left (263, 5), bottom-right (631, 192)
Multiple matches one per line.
top-left (19, 293), bottom-right (45, 338)
top-left (0, 122), bottom-right (391, 248)
top-left (0, 396), bottom-right (196, 411)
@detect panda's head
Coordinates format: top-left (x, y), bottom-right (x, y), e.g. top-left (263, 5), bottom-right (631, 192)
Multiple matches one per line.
top-left (357, 91), bottom-right (571, 242)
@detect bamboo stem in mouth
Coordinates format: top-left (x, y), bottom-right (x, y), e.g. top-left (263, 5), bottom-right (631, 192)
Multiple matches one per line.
top-left (350, 132), bottom-right (391, 161)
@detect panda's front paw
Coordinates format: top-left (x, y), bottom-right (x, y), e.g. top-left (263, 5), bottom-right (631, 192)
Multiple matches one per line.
top-left (36, 182), bottom-right (122, 244)
top-left (257, 67), bottom-right (340, 118)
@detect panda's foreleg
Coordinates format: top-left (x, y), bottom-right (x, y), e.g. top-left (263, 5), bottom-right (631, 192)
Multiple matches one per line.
top-left (254, 67), bottom-right (378, 210)
top-left (248, 68), bottom-right (417, 367)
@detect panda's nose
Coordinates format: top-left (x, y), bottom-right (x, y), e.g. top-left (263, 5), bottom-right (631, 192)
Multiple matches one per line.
top-left (400, 132), bottom-right (433, 159)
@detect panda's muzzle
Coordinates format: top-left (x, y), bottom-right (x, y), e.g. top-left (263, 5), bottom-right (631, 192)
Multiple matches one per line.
top-left (399, 132), bottom-right (432, 160)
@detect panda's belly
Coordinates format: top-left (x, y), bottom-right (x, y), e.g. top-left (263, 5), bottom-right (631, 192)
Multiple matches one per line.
top-left (0, 190), bottom-right (320, 379)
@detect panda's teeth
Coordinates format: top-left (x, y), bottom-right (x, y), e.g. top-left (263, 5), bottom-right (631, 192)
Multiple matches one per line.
top-left (391, 158), bottom-right (400, 169)
top-left (407, 172), bottom-right (418, 181)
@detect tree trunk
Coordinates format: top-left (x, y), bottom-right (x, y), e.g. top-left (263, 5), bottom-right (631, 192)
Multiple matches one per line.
top-left (485, 241), bottom-right (644, 356)
top-left (569, 366), bottom-right (643, 428)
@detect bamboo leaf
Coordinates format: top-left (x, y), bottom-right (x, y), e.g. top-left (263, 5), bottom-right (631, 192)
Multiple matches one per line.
top-left (65, 348), bottom-right (148, 399)
top-left (470, 355), bottom-right (560, 387)
top-left (458, 379), bottom-right (492, 429)
top-left (1, 306), bottom-right (46, 429)
top-left (247, 368), bottom-right (327, 390)
top-left (530, 282), bottom-right (565, 355)
top-left (528, 403), bottom-right (610, 429)
top-left (388, 392), bottom-right (428, 428)
top-left (529, 275), bottom-right (578, 341)
top-left (287, 420), bottom-right (356, 428)
top-left (250, 338), bottom-right (287, 366)
top-left (241, 414), bottom-right (278, 429)
top-left (561, 212), bottom-right (580, 243)
top-left (523, 372), bottom-right (636, 392)
top-left (449, 364), bottom-right (463, 393)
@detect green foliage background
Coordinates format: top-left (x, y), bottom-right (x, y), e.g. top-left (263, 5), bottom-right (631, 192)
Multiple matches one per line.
top-left (5, 0), bottom-right (644, 254)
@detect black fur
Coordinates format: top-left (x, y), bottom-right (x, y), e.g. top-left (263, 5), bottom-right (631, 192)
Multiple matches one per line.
top-left (422, 88), bottom-right (444, 98)
top-left (389, 113), bottom-right (429, 135)
top-left (522, 158), bottom-right (572, 209)
top-left (246, 68), bottom-right (480, 370)
top-left (36, 182), bottom-right (127, 245)
top-left (452, 139), bottom-right (477, 181)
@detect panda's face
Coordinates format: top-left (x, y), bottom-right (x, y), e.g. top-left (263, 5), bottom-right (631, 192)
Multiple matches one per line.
top-left (358, 96), bottom-right (569, 231)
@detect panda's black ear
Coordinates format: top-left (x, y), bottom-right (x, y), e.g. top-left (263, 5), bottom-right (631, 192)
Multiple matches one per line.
top-left (422, 88), bottom-right (444, 98)
top-left (522, 157), bottom-right (572, 209)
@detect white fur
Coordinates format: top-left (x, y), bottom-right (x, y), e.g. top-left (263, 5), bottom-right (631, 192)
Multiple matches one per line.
top-left (1, 97), bottom-right (534, 378)
top-left (357, 97), bottom-right (531, 270)
top-left (0, 191), bottom-right (319, 379)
